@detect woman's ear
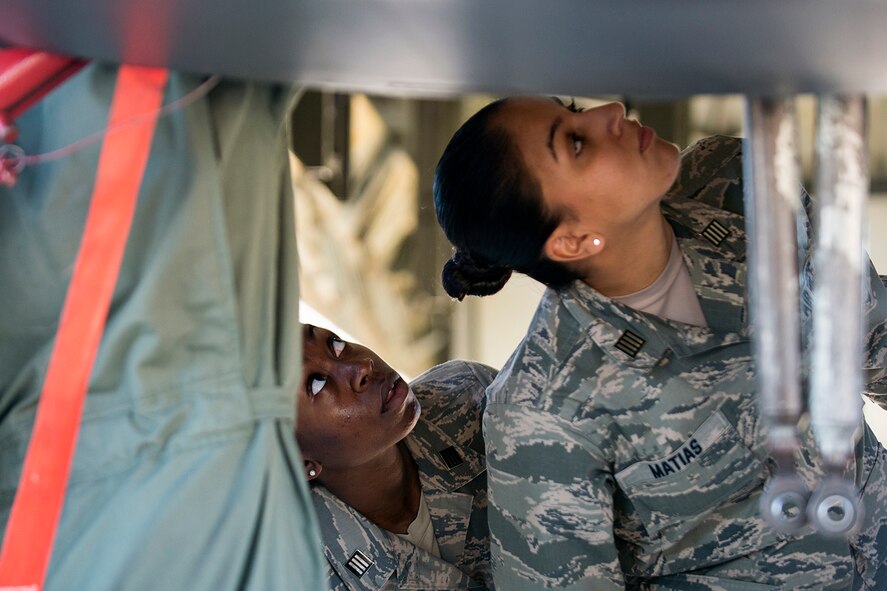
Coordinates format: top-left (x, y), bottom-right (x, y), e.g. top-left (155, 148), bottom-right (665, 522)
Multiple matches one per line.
top-left (305, 460), bottom-right (322, 481)
top-left (544, 224), bottom-right (605, 262)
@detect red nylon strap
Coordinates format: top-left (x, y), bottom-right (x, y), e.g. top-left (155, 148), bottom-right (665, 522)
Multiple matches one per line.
top-left (0, 65), bottom-right (169, 590)
top-left (0, 48), bottom-right (88, 141)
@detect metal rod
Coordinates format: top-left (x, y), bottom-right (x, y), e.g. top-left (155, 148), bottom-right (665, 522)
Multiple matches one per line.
top-left (811, 94), bottom-right (867, 468)
top-left (743, 97), bottom-right (809, 533)
top-left (743, 97), bottom-right (805, 454)
top-left (806, 94), bottom-right (867, 538)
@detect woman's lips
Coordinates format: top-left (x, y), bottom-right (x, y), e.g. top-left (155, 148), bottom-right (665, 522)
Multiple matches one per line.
top-left (382, 377), bottom-right (409, 414)
top-left (639, 125), bottom-right (654, 153)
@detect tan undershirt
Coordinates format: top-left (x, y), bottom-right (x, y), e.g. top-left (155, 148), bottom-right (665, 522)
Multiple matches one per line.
top-left (613, 231), bottom-right (708, 328)
top-left (396, 491), bottom-right (441, 558)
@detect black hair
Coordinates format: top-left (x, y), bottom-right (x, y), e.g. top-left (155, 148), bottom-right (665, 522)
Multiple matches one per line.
top-left (433, 98), bottom-right (581, 300)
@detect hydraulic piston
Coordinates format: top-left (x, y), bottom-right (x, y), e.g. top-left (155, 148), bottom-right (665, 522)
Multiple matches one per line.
top-left (744, 97), bottom-right (810, 534)
top-left (744, 95), bottom-right (867, 537)
top-left (808, 95), bottom-right (867, 537)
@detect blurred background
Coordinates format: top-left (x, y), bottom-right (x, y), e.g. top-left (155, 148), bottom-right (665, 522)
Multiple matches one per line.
top-left (290, 92), bottom-right (887, 439)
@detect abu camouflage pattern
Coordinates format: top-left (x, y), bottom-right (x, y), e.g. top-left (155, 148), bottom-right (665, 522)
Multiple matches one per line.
top-left (312, 360), bottom-right (496, 590)
top-left (484, 136), bottom-right (887, 590)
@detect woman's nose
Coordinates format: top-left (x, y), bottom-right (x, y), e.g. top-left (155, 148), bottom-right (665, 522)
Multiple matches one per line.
top-left (581, 102), bottom-right (626, 136)
top-left (347, 357), bottom-right (374, 392)
top-left (605, 102), bottom-right (627, 117)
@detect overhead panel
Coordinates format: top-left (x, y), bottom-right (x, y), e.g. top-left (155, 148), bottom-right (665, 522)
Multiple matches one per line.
top-left (1, 0), bottom-right (885, 97)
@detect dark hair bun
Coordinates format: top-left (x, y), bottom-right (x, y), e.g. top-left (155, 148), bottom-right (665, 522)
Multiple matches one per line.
top-left (441, 249), bottom-right (512, 300)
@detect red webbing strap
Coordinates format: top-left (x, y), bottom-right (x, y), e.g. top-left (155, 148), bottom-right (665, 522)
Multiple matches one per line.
top-left (0, 65), bottom-right (169, 590)
top-left (0, 48), bottom-right (89, 141)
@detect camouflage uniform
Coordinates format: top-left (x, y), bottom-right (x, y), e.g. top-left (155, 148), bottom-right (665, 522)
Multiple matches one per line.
top-left (312, 360), bottom-right (497, 590)
top-left (484, 136), bottom-right (887, 590)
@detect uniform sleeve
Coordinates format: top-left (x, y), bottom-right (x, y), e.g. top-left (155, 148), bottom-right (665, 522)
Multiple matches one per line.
top-left (484, 403), bottom-right (624, 590)
top-left (861, 268), bottom-right (887, 406)
top-left (796, 185), bottom-right (887, 409)
top-left (411, 360), bottom-right (496, 453)
top-left (667, 135), bottom-right (745, 214)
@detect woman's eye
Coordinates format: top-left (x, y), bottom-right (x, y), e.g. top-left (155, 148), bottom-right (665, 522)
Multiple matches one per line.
top-left (572, 134), bottom-right (584, 156)
top-left (309, 375), bottom-right (327, 396)
top-left (330, 337), bottom-right (345, 358)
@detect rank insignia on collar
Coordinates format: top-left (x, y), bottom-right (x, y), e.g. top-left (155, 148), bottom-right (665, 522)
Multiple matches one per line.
top-left (614, 330), bottom-right (645, 357)
top-left (700, 219), bottom-right (730, 246)
top-left (439, 445), bottom-right (464, 469)
top-left (346, 550), bottom-right (374, 578)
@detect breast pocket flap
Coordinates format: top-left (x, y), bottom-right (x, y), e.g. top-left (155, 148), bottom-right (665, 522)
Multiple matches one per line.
top-left (615, 410), bottom-right (765, 537)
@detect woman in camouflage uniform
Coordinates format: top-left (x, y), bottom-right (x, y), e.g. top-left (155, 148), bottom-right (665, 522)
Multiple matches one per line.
top-left (432, 97), bottom-right (887, 590)
top-left (296, 324), bottom-right (496, 590)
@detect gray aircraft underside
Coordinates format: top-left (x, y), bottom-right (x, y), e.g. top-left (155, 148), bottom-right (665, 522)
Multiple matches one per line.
top-left (1, 0), bottom-right (885, 98)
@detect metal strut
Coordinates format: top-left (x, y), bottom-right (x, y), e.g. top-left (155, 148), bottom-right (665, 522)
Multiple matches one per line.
top-left (744, 97), bottom-right (810, 534)
top-left (809, 95), bottom-right (867, 537)
top-left (743, 96), bottom-right (867, 538)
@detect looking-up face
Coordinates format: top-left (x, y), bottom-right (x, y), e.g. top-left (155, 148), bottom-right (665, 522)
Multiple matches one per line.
top-left (296, 325), bottom-right (419, 475)
top-left (496, 98), bottom-right (681, 241)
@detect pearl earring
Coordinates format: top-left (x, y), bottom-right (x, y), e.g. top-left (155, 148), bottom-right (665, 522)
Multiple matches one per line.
top-left (592, 238), bottom-right (602, 247)
top-left (308, 468), bottom-right (317, 478)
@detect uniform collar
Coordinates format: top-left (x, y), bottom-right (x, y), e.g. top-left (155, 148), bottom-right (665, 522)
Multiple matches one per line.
top-left (313, 419), bottom-right (484, 591)
top-left (659, 133), bottom-right (749, 338)
top-left (312, 486), bottom-right (399, 591)
top-left (404, 412), bottom-right (484, 571)
top-left (405, 410), bottom-right (485, 494)
top-left (661, 194), bottom-right (749, 337)
top-left (558, 199), bottom-right (750, 373)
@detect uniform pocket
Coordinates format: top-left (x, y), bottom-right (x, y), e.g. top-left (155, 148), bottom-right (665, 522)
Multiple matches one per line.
top-left (615, 410), bottom-right (766, 538)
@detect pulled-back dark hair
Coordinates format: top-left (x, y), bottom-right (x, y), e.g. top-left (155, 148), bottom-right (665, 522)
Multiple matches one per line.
top-left (433, 98), bottom-right (581, 300)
